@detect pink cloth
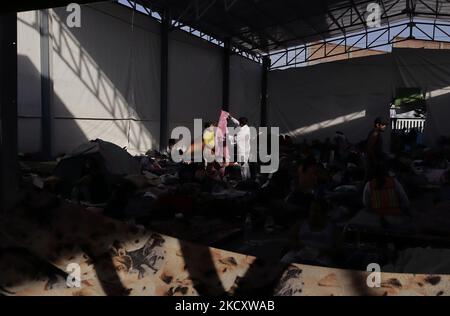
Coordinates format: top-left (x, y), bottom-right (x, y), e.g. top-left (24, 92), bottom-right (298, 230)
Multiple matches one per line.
top-left (215, 110), bottom-right (230, 162)
top-left (218, 110), bottom-right (229, 136)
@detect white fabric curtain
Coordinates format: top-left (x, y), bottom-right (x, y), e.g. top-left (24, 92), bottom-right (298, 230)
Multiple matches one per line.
top-left (268, 54), bottom-right (394, 146)
top-left (229, 55), bottom-right (262, 126)
top-left (16, 2), bottom-right (262, 156)
top-left (17, 11), bottom-right (42, 153)
top-left (268, 48), bottom-right (450, 148)
top-left (50, 2), bottom-right (161, 155)
top-left (168, 29), bottom-right (223, 135)
top-left (392, 49), bottom-right (450, 146)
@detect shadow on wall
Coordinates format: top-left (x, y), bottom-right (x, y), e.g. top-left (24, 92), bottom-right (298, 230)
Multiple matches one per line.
top-left (268, 53), bottom-right (396, 146)
top-left (18, 4), bottom-right (159, 157)
top-left (18, 54), bottom-right (89, 156)
top-left (271, 92), bottom-right (392, 146)
top-left (269, 49), bottom-right (450, 147)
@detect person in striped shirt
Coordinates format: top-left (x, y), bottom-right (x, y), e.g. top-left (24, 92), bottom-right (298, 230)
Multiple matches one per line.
top-left (363, 165), bottom-right (410, 216)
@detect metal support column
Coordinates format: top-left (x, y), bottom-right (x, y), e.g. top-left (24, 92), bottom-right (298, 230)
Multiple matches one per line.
top-left (406, 0), bottom-right (415, 39)
top-left (159, 9), bottom-right (169, 152)
top-left (0, 12), bottom-right (18, 212)
top-left (40, 9), bottom-right (52, 159)
top-left (260, 56), bottom-right (270, 127)
top-left (222, 38), bottom-right (231, 112)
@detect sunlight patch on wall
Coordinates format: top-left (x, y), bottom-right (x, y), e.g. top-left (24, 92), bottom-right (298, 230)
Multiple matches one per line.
top-left (289, 110), bottom-right (367, 137)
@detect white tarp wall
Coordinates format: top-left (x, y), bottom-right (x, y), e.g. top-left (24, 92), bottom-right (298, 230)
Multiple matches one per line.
top-left (50, 3), bottom-right (161, 156)
top-left (167, 29), bottom-right (222, 135)
top-left (392, 49), bottom-right (450, 146)
top-left (167, 32), bottom-right (263, 136)
top-left (17, 11), bottom-right (42, 154)
top-left (17, 2), bottom-right (263, 156)
top-left (268, 48), bottom-right (450, 148)
top-left (268, 53), bottom-right (395, 146)
top-left (230, 55), bottom-right (262, 126)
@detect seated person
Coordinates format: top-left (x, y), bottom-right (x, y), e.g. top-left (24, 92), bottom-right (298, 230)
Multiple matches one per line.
top-left (362, 165), bottom-right (410, 216)
top-left (282, 196), bottom-right (339, 266)
top-left (285, 157), bottom-right (319, 209)
top-left (259, 155), bottom-right (294, 200)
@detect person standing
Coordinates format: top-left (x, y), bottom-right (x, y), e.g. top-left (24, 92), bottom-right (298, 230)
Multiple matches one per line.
top-left (230, 116), bottom-right (251, 180)
top-left (365, 117), bottom-right (388, 181)
top-left (202, 121), bottom-right (217, 167)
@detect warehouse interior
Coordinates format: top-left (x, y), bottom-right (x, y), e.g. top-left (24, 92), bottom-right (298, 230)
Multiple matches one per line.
top-left (1, 0), bottom-right (450, 296)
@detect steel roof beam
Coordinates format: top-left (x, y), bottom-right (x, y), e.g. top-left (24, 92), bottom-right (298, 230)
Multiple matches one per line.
top-left (243, 0), bottom-right (302, 49)
top-left (237, 0), bottom-right (375, 37)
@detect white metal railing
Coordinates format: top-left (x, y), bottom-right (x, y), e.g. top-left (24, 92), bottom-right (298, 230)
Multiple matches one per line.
top-left (391, 118), bottom-right (425, 133)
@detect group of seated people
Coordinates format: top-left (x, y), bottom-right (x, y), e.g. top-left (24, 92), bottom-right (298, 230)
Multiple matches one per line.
top-left (254, 119), bottom-right (446, 258)
top-left (51, 114), bottom-right (449, 269)
top-left (165, 116), bottom-right (449, 230)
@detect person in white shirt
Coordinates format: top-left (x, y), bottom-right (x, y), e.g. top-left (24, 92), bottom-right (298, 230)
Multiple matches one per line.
top-left (229, 116), bottom-right (251, 180)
